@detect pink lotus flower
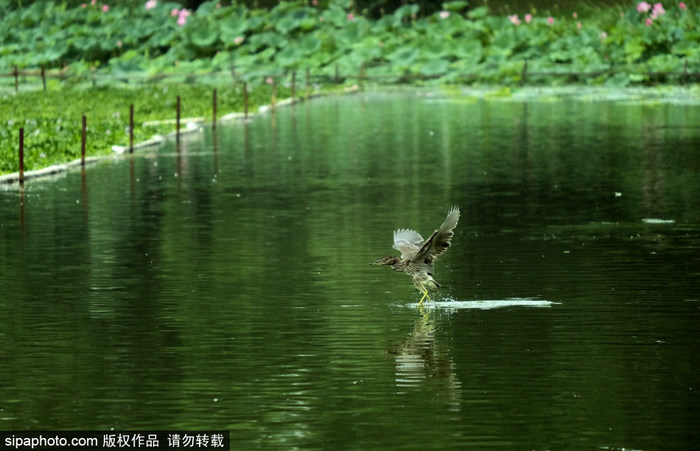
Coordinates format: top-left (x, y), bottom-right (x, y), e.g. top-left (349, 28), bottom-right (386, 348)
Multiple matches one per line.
top-left (577, 21), bottom-right (582, 29)
top-left (525, 14), bottom-right (532, 23)
top-left (234, 36), bottom-right (244, 45)
top-left (679, 2), bottom-right (687, 10)
top-left (169, 7), bottom-right (190, 25)
top-left (646, 17), bottom-right (653, 25)
top-left (91, 0), bottom-right (96, 5)
top-left (439, 11), bottom-right (450, 19)
top-left (102, 4), bottom-right (109, 12)
top-left (507, 14), bottom-right (521, 25)
top-left (347, 13), bottom-right (356, 21)
top-left (637, 1), bottom-right (652, 12)
top-left (547, 16), bottom-right (554, 25)
top-left (81, 3), bottom-right (87, 7)
top-left (145, 0), bottom-right (157, 10)
top-left (265, 77), bottom-right (274, 85)
top-left (650, 2), bottom-right (665, 18)
top-left (573, 12), bottom-right (578, 18)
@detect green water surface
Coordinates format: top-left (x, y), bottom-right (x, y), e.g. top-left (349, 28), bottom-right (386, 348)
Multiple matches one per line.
top-left (1, 90), bottom-right (699, 449)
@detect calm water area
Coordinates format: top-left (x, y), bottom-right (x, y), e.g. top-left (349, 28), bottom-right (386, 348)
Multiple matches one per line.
top-left (1, 89), bottom-right (699, 449)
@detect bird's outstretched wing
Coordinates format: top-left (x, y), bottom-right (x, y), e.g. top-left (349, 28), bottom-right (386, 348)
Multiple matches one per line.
top-left (393, 228), bottom-right (424, 260)
top-left (412, 206), bottom-right (460, 264)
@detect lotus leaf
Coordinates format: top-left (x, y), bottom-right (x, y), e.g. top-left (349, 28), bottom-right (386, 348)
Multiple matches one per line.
top-left (190, 26), bottom-right (220, 49)
top-left (443, 1), bottom-right (468, 13)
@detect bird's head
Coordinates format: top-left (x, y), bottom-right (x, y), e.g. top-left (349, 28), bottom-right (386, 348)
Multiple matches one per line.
top-left (369, 256), bottom-right (401, 267)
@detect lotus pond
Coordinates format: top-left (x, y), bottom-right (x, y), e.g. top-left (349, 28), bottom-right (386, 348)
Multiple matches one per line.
top-left (2, 0), bottom-right (698, 87)
top-left (0, 89), bottom-right (699, 448)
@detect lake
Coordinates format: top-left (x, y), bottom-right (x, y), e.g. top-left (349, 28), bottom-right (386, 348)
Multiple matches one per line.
top-left (1, 89), bottom-right (699, 449)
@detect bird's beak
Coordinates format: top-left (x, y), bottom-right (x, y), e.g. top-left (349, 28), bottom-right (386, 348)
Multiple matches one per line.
top-left (369, 259), bottom-right (381, 266)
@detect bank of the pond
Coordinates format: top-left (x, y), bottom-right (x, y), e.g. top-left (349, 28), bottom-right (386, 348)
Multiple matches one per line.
top-left (0, 84), bottom-right (357, 185)
top-left (0, 82), bottom-right (295, 176)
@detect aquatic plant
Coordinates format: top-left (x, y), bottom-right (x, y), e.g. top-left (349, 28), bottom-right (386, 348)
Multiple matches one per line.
top-left (0, 82), bottom-right (292, 175)
top-left (0, 1), bottom-right (697, 85)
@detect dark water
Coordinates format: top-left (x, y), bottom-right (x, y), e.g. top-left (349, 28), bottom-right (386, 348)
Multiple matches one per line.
top-left (1, 90), bottom-right (699, 449)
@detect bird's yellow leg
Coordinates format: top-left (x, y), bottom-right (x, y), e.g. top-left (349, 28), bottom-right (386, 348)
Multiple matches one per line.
top-left (419, 303), bottom-right (429, 318)
top-left (418, 290), bottom-right (431, 306)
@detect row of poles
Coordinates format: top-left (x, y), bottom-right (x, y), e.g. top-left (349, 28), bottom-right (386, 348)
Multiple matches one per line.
top-left (12, 73), bottom-right (307, 185)
top-left (5, 61), bottom-right (700, 94)
top-left (4, 65), bottom-right (353, 93)
top-left (10, 65), bottom-right (368, 185)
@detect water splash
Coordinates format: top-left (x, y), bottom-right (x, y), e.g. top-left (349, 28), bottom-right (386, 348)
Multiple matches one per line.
top-left (398, 297), bottom-right (558, 310)
top-left (642, 218), bottom-right (675, 224)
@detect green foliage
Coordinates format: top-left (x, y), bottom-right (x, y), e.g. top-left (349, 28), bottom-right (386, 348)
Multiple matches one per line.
top-left (0, 82), bottom-right (292, 174)
top-left (0, 0), bottom-right (697, 84)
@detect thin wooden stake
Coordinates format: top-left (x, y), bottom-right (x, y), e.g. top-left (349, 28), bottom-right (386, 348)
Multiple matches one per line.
top-left (212, 88), bottom-right (217, 129)
top-left (81, 115), bottom-right (87, 166)
top-left (291, 71), bottom-right (296, 103)
top-left (19, 127), bottom-right (24, 185)
top-left (14, 66), bottom-right (19, 93)
top-left (271, 78), bottom-right (277, 110)
top-left (41, 66), bottom-right (46, 92)
top-left (359, 63), bottom-right (365, 91)
top-left (129, 104), bottom-right (134, 153)
top-left (243, 82), bottom-right (249, 118)
top-left (176, 95), bottom-right (181, 141)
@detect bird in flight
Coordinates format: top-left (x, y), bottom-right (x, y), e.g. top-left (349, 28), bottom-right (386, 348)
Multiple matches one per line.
top-left (370, 206), bottom-right (460, 305)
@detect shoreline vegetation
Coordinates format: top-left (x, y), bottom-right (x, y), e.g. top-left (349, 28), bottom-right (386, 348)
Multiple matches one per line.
top-left (0, 82), bottom-right (355, 183)
top-left (1, 0), bottom-right (699, 180)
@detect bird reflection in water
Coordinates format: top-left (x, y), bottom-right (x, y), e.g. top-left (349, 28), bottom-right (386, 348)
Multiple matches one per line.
top-left (389, 307), bottom-right (462, 412)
